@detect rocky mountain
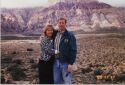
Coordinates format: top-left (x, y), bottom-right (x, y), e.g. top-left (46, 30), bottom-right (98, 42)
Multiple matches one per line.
top-left (1, 7), bottom-right (44, 34)
top-left (1, 0), bottom-right (125, 34)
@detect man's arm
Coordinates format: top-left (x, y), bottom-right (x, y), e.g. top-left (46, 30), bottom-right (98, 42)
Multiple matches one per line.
top-left (68, 32), bottom-right (77, 65)
top-left (68, 32), bottom-right (77, 72)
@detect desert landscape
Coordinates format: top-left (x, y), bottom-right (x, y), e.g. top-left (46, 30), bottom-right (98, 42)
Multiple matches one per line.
top-left (1, 0), bottom-right (125, 84)
top-left (1, 33), bottom-right (125, 84)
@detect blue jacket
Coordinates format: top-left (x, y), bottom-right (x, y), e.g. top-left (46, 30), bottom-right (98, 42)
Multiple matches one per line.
top-left (53, 29), bottom-right (77, 65)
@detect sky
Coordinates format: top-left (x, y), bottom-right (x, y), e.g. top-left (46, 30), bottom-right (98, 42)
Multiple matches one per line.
top-left (99, 0), bottom-right (125, 7)
top-left (1, 0), bottom-right (125, 8)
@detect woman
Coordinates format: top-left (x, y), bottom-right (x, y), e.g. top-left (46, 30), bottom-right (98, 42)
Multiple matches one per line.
top-left (38, 25), bottom-right (55, 84)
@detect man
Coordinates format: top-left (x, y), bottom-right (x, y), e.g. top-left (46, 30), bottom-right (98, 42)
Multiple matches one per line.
top-left (53, 17), bottom-right (77, 84)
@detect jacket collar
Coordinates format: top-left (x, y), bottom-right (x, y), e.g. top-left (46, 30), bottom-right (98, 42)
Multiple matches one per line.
top-left (58, 29), bottom-right (68, 37)
top-left (59, 29), bottom-right (69, 44)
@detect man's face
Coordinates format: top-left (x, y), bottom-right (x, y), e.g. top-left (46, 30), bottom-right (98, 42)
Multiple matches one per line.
top-left (58, 20), bottom-right (66, 31)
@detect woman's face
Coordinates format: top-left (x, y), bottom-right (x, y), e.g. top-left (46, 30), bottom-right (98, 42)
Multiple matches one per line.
top-left (46, 28), bottom-right (53, 38)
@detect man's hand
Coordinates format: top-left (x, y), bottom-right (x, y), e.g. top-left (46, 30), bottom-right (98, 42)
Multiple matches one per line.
top-left (68, 64), bottom-right (73, 72)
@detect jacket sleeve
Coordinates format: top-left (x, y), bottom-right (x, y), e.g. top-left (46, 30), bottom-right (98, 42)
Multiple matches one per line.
top-left (40, 39), bottom-right (55, 55)
top-left (68, 32), bottom-right (77, 65)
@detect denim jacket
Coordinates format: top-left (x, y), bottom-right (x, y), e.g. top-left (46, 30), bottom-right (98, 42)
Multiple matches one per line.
top-left (53, 29), bottom-right (77, 65)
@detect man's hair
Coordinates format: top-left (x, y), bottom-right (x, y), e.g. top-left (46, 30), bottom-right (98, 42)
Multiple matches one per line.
top-left (58, 17), bottom-right (67, 23)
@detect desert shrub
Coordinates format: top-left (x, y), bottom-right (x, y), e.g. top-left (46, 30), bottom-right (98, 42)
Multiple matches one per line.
top-left (81, 67), bottom-right (93, 74)
top-left (30, 59), bottom-right (35, 63)
top-left (12, 59), bottom-right (22, 65)
top-left (27, 48), bottom-right (33, 51)
top-left (94, 68), bottom-right (103, 75)
top-left (1, 75), bottom-right (5, 84)
top-left (31, 63), bottom-right (38, 69)
top-left (115, 74), bottom-right (125, 81)
top-left (96, 27), bottom-right (118, 33)
top-left (11, 51), bottom-right (16, 54)
top-left (2, 57), bottom-right (12, 63)
top-left (7, 64), bottom-right (26, 80)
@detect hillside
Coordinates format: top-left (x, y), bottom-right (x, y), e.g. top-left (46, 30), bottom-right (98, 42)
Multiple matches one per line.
top-left (1, 0), bottom-right (125, 34)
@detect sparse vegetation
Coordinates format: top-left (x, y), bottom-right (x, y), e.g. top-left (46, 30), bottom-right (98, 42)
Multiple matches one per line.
top-left (1, 75), bottom-right (5, 84)
top-left (31, 63), bottom-right (38, 69)
top-left (96, 27), bottom-right (125, 33)
top-left (7, 64), bottom-right (26, 81)
top-left (30, 59), bottom-right (35, 63)
top-left (1, 57), bottom-right (12, 63)
top-left (11, 51), bottom-right (17, 55)
top-left (12, 59), bottom-right (22, 65)
top-left (27, 48), bottom-right (34, 51)
top-left (1, 33), bottom-right (125, 84)
top-left (94, 68), bottom-right (103, 75)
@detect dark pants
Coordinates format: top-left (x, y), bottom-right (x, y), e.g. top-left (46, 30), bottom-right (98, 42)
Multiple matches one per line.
top-left (38, 57), bottom-right (54, 84)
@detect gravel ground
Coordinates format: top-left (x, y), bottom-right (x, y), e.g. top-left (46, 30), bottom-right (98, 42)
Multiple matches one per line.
top-left (1, 33), bottom-right (125, 84)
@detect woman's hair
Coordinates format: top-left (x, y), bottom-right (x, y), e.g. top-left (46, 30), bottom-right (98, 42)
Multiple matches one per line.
top-left (43, 25), bottom-right (54, 36)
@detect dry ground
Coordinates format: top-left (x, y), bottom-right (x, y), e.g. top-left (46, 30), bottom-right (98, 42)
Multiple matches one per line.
top-left (1, 33), bottom-right (125, 84)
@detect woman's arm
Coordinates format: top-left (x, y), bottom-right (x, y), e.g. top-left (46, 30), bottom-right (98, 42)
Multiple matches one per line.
top-left (40, 38), bottom-right (55, 55)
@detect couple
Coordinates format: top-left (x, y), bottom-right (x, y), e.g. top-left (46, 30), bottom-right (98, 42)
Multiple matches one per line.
top-left (38, 17), bottom-right (77, 84)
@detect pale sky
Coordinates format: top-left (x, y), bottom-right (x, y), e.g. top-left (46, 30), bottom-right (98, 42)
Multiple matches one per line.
top-left (1, 0), bottom-right (125, 8)
top-left (1, 0), bottom-right (55, 8)
top-left (99, 0), bottom-right (125, 7)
